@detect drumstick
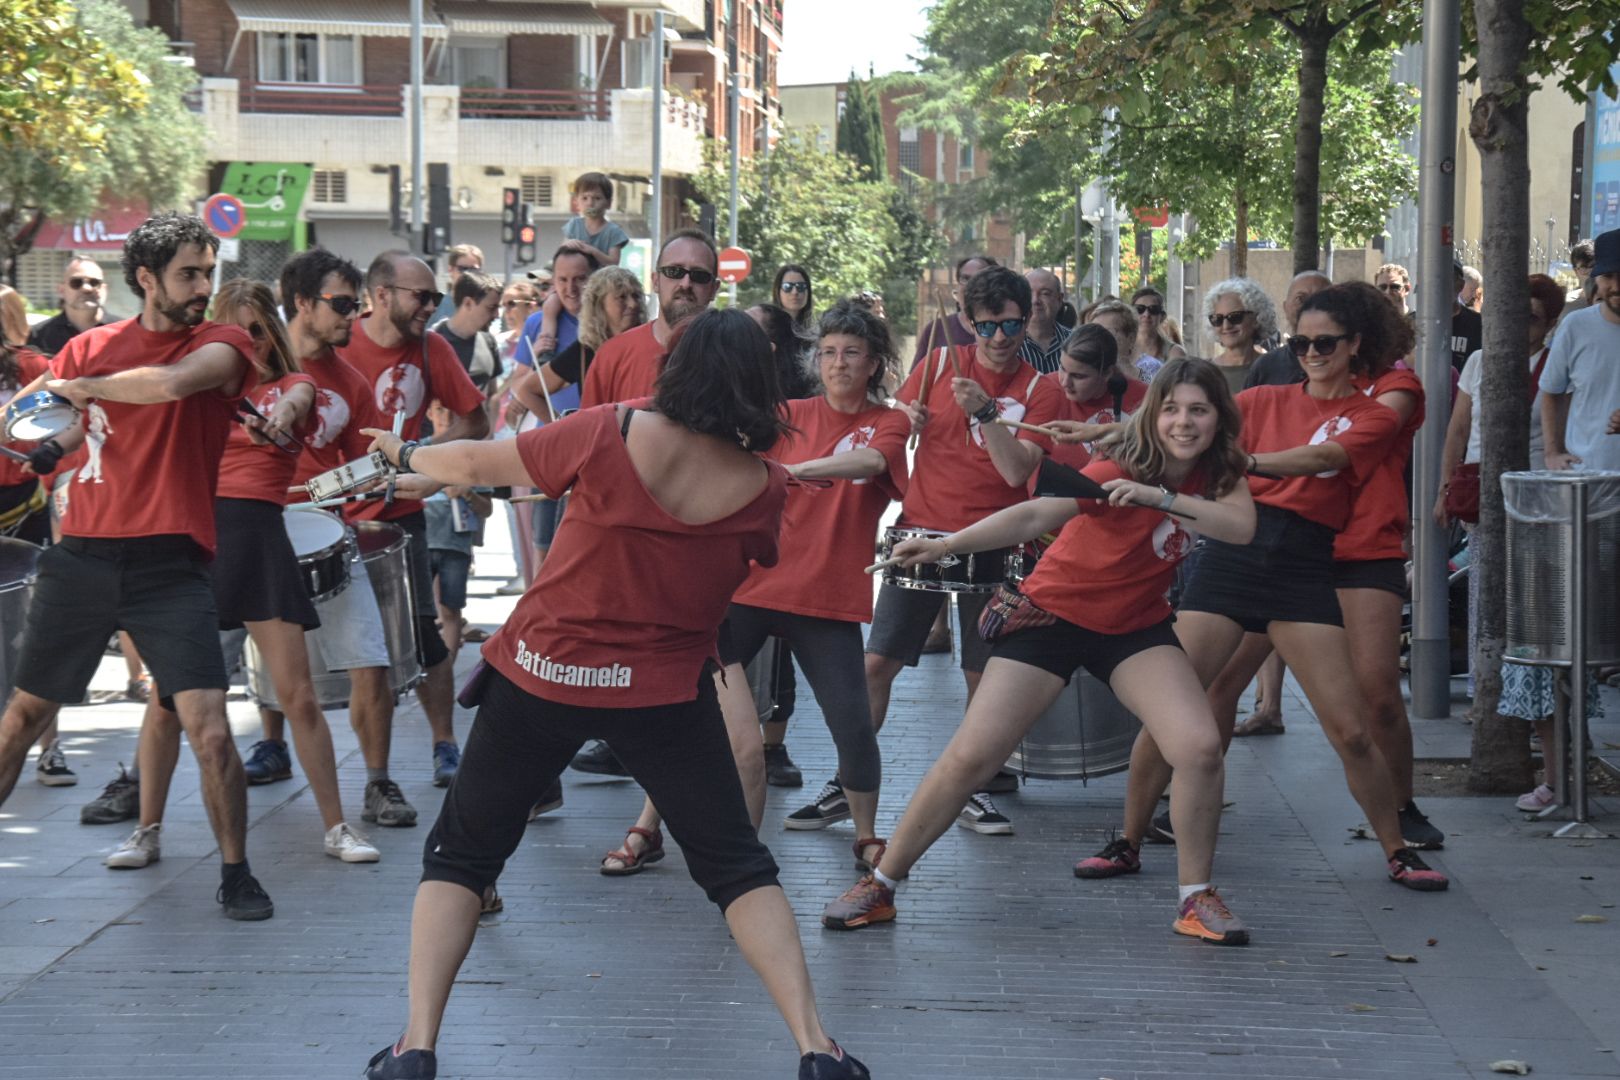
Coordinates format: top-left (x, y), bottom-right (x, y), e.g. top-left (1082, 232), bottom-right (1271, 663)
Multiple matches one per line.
top-left (907, 296), bottom-right (947, 451)
top-left (993, 417), bottom-right (1063, 438)
top-left (932, 287), bottom-right (965, 378)
top-left (0, 446), bottom-right (30, 465)
top-left (307, 490), bottom-right (388, 509)
top-left (864, 555), bottom-right (906, 575)
top-left (237, 399), bottom-right (302, 453)
top-left (508, 493), bottom-right (553, 503)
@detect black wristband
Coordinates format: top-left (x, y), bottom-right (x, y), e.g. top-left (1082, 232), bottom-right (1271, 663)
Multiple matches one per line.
top-left (396, 440), bottom-right (420, 473)
top-left (973, 399), bottom-right (1000, 424)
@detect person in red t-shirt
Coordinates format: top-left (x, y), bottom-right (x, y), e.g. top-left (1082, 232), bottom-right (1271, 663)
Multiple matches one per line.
top-left (793, 266), bottom-right (1062, 838)
top-left (354, 310), bottom-right (869, 1080)
top-left (1042, 322), bottom-right (1149, 473)
top-left (339, 252), bottom-right (489, 792)
top-left (822, 358), bottom-right (1259, 943)
top-left (1127, 283), bottom-right (1450, 893)
top-left (0, 213), bottom-right (275, 920)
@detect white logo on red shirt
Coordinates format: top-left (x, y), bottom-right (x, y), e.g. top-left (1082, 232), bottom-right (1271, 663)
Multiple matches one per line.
top-left (79, 403), bottom-right (113, 484)
top-left (1152, 516), bottom-right (1194, 562)
top-left (513, 638), bottom-right (633, 689)
top-left (1308, 415), bottom-right (1350, 478)
top-left (307, 388), bottom-right (352, 449)
top-left (374, 363), bottom-right (424, 420)
top-left (969, 397), bottom-right (1024, 447)
top-left (834, 425), bottom-right (878, 485)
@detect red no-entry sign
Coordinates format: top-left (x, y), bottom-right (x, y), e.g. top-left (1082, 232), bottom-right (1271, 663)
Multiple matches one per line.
top-left (718, 246), bottom-right (752, 284)
top-left (203, 193), bottom-right (248, 239)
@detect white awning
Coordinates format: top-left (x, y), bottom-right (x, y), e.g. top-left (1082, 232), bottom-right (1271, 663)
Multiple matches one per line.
top-left (224, 0), bottom-right (448, 38)
top-left (436, 2), bottom-right (611, 36)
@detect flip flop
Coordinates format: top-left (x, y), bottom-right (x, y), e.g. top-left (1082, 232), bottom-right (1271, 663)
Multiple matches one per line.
top-left (1232, 714), bottom-right (1285, 737)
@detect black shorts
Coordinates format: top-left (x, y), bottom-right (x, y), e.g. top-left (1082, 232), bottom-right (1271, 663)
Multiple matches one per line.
top-left (16, 535), bottom-right (228, 706)
top-left (1333, 557), bottom-right (1407, 597)
top-left (866, 581), bottom-right (992, 671)
top-left (397, 510), bottom-right (452, 670)
top-left (211, 499), bottom-right (320, 631)
top-left (991, 616), bottom-right (1182, 685)
top-left (1178, 503), bottom-right (1343, 633)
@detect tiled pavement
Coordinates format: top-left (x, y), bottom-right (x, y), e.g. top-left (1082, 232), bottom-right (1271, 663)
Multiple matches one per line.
top-left (1, 541), bottom-right (1617, 1079)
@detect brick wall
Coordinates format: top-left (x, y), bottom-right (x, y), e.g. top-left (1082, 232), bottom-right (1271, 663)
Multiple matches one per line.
top-left (180, 0), bottom-right (250, 80)
top-left (363, 38), bottom-right (412, 87)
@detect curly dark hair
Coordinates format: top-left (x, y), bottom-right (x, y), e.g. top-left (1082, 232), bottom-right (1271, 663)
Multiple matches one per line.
top-left (278, 247), bottom-right (363, 320)
top-left (816, 300), bottom-right (898, 399)
top-left (962, 265), bottom-right (1032, 322)
top-left (654, 308), bottom-right (789, 452)
top-left (121, 212), bottom-right (219, 299)
top-left (1298, 282), bottom-right (1413, 376)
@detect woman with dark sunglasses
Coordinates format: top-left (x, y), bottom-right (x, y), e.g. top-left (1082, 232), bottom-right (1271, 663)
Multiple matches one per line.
top-left (1081, 282), bottom-right (1452, 895)
top-left (1201, 278), bottom-right (1276, 396)
top-left (1129, 286), bottom-right (1187, 376)
top-left (774, 263), bottom-right (815, 331)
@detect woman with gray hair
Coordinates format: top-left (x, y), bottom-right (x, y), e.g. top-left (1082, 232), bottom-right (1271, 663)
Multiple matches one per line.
top-left (1202, 278), bottom-right (1277, 395)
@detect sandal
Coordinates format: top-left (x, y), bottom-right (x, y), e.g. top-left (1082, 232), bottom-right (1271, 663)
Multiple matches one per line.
top-left (853, 837), bottom-right (887, 872)
top-left (480, 884), bottom-right (503, 914)
top-left (600, 826), bottom-right (664, 876)
top-left (1232, 713), bottom-right (1285, 737)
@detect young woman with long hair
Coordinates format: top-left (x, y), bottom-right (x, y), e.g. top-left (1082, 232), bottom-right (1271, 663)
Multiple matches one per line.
top-left (773, 263), bottom-right (815, 331)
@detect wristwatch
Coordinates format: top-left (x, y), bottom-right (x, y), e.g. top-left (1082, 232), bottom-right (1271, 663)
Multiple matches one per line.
top-left (397, 440), bottom-right (420, 473)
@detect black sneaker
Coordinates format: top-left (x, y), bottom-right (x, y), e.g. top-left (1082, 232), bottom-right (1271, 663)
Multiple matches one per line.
top-left (1399, 800), bottom-right (1445, 850)
top-left (569, 740), bottom-right (630, 777)
top-left (80, 765), bottom-right (139, 824)
top-left (799, 1040), bottom-right (870, 1079)
top-left (1144, 809), bottom-right (1176, 844)
top-left (1074, 835), bottom-right (1142, 878)
top-left (364, 1044), bottom-right (437, 1079)
top-left (362, 779), bottom-right (419, 828)
top-left (764, 743), bottom-right (804, 788)
top-left (35, 739), bottom-right (77, 787)
top-left (241, 739), bottom-right (292, 785)
top-left (982, 768), bottom-right (1019, 794)
top-left (528, 776), bottom-right (564, 821)
top-left (956, 792), bottom-right (1013, 835)
top-left (217, 872), bottom-right (274, 921)
top-left (786, 778), bottom-right (850, 830)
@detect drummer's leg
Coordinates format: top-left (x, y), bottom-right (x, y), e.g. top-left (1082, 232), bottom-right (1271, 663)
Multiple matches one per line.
top-left (790, 616), bottom-right (882, 846)
top-left (349, 667), bottom-right (394, 773)
top-left (0, 692), bottom-right (63, 805)
top-left (863, 583), bottom-right (944, 736)
top-left (247, 619), bottom-right (345, 830)
top-left (136, 695), bottom-right (182, 829)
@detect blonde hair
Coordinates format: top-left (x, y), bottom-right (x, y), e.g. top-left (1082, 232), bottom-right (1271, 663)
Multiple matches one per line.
top-left (578, 266), bottom-right (646, 351)
top-left (213, 279), bottom-right (299, 380)
top-left (0, 285), bottom-right (29, 349)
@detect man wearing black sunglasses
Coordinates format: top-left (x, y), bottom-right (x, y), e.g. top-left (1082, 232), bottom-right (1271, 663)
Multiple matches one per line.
top-left (27, 258), bottom-right (121, 357)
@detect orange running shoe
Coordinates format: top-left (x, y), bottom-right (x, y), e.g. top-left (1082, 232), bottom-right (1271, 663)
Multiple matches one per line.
top-left (1172, 887), bottom-right (1250, 945)
top-left (821, 874), bottom-right (896, 930)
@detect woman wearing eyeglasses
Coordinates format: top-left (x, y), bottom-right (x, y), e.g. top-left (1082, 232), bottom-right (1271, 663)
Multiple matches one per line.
top-left (774, 264), bottom-right (815, 332)
top-left (1089, 282), bottom-right (1451, 894)
top-left (1202, 278), bottom-right (1276, 396)
top-left (1129, 286), bottom-right (1187, 378)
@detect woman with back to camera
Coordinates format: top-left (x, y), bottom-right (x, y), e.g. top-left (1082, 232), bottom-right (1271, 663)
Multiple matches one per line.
top-left (358, 308), bottom-right (869, 1080)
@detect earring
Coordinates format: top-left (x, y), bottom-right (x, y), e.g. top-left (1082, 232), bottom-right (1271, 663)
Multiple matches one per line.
top-left (736, 428), bottom-right (752, 450)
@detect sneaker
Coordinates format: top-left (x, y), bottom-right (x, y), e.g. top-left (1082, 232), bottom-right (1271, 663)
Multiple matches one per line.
top-left (982, 768), bottom-right (1019, 794)
top-left (786, 777), bottom-right (850, 830)
top-left (821, 874), bottom-right (897, 930)
top-left (1074, 836), bottom-right (1142, 879)
top-left (432, 742), bottom-right (460, 788)
top-left (1516, 783), bottom-right (1556, 812)
top-left (527, 776), bottom-right (564, 821)
top-left (324, 822), bottom-right (381, 863)
top-left (569, 740), bottom-right (630, 777)
top-left (364, 1044), bottom-right (437, 1079)
top-left (35, 739), bottom-right (77, 787)
top-left (362, 779), bottom-right (419, 828)
top-left (799, 1040), bottom-right (871, 1079)
top-left (80, 765), bottom-right (139, 824)
top-left (105, 824), bottom-right (161, 869)
top-left (1144, 809), bottom-right (1176, 844)
top-left (1173, 887), bottom-right (1250, 945)
top-left (1388, 848), bottom-right (1450, 892)
top-left (764, 743), bottom-right (804, 788)
top-left (217, 871), bottom-right (275, 921)
top-left (241, 739), bottom-right (292, 785)
top-left (956, 791), bottom-right (1013, 835)
top-left (1399, 800), bottom-right (1445, 850)
top-left (496, 576), bottom-right (527, 596)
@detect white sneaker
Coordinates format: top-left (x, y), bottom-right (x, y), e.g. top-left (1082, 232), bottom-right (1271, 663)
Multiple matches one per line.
top-left (106, 824), bottom-right (161, 869)
top-left (1516, 784), bottom-right (1556, 812)
top-left (324, 822), bottom-right (381, 863)
top-left (496, 576), bottom-right (527, 596)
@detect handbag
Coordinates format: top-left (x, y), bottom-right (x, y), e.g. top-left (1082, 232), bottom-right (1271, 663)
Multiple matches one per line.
top-left (1443, 462), bottom-right (1479, 524)
top-left (976, 583), bottom-right (1058, 644)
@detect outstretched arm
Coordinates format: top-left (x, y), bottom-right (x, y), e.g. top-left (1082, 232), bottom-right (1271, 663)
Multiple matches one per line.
top-left (47, 342), bottom-right (248, 405)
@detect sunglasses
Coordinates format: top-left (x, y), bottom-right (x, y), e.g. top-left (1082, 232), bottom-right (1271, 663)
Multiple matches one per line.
top-left (1134, 304), bottom-right (1165, 317)
top-left (1207, 311), bottom-right (1252, 328)
top-left (68, 276), bottom-right (105, 290)
top-left (1377, 282), bottom-right (1407, 294)
top-left (452, 263), bottom-right (480, 273)
top-left (383, 285), bottom-right (445, 308)
top-left (1288, 332), bottom-right (1353, 357)
top-left (973, 317), bottom-right (1026, 339)
top-left (319, 293), bottom-right (363, 316)
top-left (501, 299), bottom-right (536, 310)
top-left (657, 265), bottom-right (717, 286)
top-left (779, 281), bottom-right (809, 294)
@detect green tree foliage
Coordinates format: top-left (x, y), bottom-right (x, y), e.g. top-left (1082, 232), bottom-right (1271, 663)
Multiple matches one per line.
top-left (0, 0), bottom-right (207, 278)
top-left (836, 74), bottom-right (889, 181)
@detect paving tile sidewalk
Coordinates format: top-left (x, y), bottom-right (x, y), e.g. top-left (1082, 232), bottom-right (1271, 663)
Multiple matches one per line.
top-left (2, 563), bottom-right (1618, 1078)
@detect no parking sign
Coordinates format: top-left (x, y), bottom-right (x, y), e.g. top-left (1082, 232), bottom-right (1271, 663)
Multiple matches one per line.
top-left (202, 193), bottom-right (247, 239)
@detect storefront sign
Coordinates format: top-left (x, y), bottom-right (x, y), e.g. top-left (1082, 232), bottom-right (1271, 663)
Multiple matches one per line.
top-left (30, 202), bottom-right (150, 252)
top-left (219, 162), bottom-right (313, 242)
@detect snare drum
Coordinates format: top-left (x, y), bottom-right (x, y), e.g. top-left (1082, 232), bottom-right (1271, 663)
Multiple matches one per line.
top-left (0, 538), bottom-right (42, 698)
top-left (283, 506), bottom-right (351, 602)
top-left (5, 392), bottom-right (78, 442)
top-left (880, 526), bottom-right (1010, 593)
top-left (1004, 670), bottom-right (1142, 780)
top-left (305, 451), bottom-right (390, 503)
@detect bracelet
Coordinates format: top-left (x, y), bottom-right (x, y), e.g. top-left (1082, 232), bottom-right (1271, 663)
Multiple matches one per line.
top-left (396, 440), bottom-right (420, 473)
top-left (973, 399), bottom-right (999, 424)
top-left (1158, 486), bottom-right (1176, 512)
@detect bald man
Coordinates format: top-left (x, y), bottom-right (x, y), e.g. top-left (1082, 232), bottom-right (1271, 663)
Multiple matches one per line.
top-left (1244, 270), bottom-right (1333, 388)
top-left (1020, 268), bottom-right (1071, 374)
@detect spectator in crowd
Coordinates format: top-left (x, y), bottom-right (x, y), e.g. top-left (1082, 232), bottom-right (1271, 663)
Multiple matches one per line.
top-left (1020, 269), bottom-right (1070, 375)
top-left (526, 266), bottom-right (554, 301)
top-left (560, 171), bottom-right (629, 264)
top-left (774, 264), bottom-right (815, 332)
top-left (1565, 239), bottom-right (1595, 316)
top-left (432, 244), bottom-right (484, 325)
top-left (1130, 286), bottom-right (1187, 375)
top-left (1084, 299), bottom-right (1146, 382)
top-left (0, 285), bottom-right (29, 347)
top-left (749, 302), bottom-right (816, 398)
top-left (26, 258), bottom-right (120, 356)
top-left (1459, 265), bottom-right (1484, 312)
top-left (1543, 229), bottom-right (1620, 473)
top-left (1450, 260), bottom-right (1483, 372)
top-left (432, 271), bottom-right (503, 393)
top-left (1374, 263), bottom-right (1412, 315)
top-left (1202, 277), bottom-right (1276, 395)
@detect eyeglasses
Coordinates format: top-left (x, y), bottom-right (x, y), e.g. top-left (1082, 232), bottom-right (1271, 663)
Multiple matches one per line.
top-left (779, 281), bottom-right (809, 294)
top-left (68, 276), bottom-right (104, 290)
top-left (1207, 311), bottom-right (1252, 328)
top-left (319, 293), bottom-right (362, 316)
top-left (1134, 304), bottom-right (1165, 317)
top-left (383, 285), bottom-right (445, 308)
top-left (973, 317), bottom-right (1026, 339)
top-left (1287, 332), bottom-right (1353, 357)
top-left (501, 299), bottom-right (537, 311)
top-left (1377, 282), bottom-right (1406, 294)
top-left (657, 265), bottom-right (717, 286)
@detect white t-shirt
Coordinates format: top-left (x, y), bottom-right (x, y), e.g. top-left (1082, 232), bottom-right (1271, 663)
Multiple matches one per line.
top-left (1537, 305), bottom-right (1620, 470)
top-left (1457, 348), bottom-right (1546, 465)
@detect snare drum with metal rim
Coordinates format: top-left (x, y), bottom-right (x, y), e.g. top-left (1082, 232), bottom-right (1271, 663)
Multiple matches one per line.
top-left (880, 526), bottom-right (1010, 594)
top-left (4, 391), bottom-right (78, 443)
top-left (283, 505), bottom-right (351, 602)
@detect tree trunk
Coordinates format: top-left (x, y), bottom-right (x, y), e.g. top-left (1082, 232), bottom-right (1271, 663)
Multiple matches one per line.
top-left (1290, 27), bottom-right (1330, 277)
top-left (1465, 0), bottom-right (1534, 793)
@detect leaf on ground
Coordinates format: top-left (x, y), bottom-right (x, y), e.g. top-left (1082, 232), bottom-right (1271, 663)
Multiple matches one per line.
top-left (1385, 953), bottom-right (1418, 963)
top-left (1426, 938), bottom-right (1438, 946)
top-left (1488, 1061), bottom-right (1531, 1075)
top-left (1348, 824), bottom-right (1373, 839)
top-left (1329, 950), bottom-right (1349, 957)
top-left (1575, 914), bottom-right (1608, 923)
top-left (1349, 1003), bottom-right (1378, 1012)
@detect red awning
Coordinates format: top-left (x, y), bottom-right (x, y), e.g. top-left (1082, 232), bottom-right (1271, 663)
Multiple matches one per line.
top-left (30, 203), bottom-right (151, 252)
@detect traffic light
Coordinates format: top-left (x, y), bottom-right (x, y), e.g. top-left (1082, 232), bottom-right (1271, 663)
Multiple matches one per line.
top-left (517, 223), bottom-right (537, 265)
top-left (425, 162), bottom-right (451, 256)
top-left (501, 187), bottom-right (520, 245)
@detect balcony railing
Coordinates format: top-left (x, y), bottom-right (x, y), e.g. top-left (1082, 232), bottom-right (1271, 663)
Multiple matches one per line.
top-left (241, 82), bottom-right (403, 116)
top-left (458, 87), bottom-right (608, 121)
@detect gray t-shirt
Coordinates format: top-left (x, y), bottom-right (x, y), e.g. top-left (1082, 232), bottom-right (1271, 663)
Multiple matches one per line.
top-left (1538, 305), bottom-right (1620, 471)
top-left (562, 216), bottom-right (629, 255)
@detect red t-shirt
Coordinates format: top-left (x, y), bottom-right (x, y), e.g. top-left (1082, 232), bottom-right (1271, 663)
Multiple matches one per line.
top-left (1236, 383), bottom-right (1402, 532)
top-left (0, 348), bottom-right (53, 487)
top-left (1334, 368), bottom-right (1425, 562)
top-left (336, 319), bottom-right (485, 521)
top-left (1040, 372), bottom-right (1150, 473)
top-left (484, 404), bottom-right (788, 707)
top-left (51, 318), bottom-right (255, 554)
top-left (290, 351), bottom-right (383, 485)
top-left (898, 346), bottom-right (1063, 531)
top-left (732, 397), bottom-right (909, 622)
top-left (579, 322), bottom-right (665, 409)
top-left (1021, 460), bottom-right (1204, 635)
top-left (216, 372), bottom-right (317, 504)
